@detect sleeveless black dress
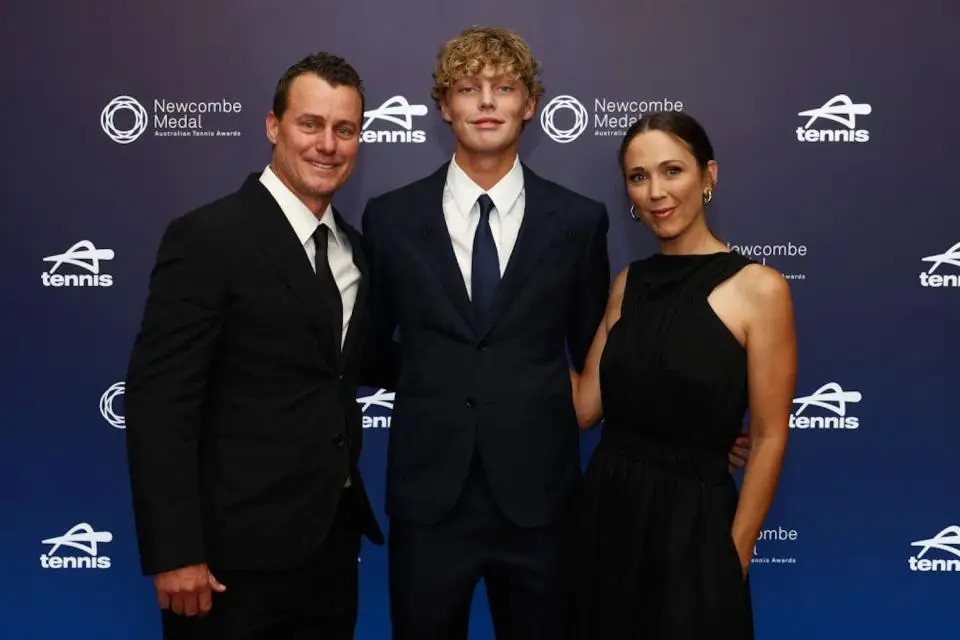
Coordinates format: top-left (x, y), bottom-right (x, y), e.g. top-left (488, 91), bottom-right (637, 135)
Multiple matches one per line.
top-left (574, 251), bottom-right (755, 639)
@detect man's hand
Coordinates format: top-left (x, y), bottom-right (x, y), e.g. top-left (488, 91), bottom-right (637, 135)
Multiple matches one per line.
top-left (153, 563), bottom-right (226, 616)
top-left (728, 431), bottom-right (751, 474)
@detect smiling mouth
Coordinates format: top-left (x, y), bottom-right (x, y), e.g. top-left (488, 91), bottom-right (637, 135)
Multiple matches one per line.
top-left (309, 161), bottom-right (338, 171)
top-left (650, 207), bottom-right (676, 219)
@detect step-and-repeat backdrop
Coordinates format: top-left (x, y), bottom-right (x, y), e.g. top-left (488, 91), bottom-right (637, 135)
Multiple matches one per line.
top-left (2, 1), bottom-right (956, 637)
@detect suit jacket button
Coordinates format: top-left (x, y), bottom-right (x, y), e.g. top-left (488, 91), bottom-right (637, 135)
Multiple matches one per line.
top-left (477, 341), bottom-right (488, 352)
top-left (465, 398), bottom-right (475, 409)
top-left (333, 434), bottom-right (346, 447)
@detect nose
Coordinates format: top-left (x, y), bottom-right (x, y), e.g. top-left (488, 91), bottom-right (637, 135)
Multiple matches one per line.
top-left (647, 174), bottom-right (666, 199)
top-left (315, 127), bottom-right (337, 154)
top-left (479, 85), bottom-right (495, 110)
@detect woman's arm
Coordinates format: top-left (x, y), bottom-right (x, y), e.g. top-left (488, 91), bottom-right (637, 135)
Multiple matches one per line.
top-left (570, 266), bottom-right (629, 429)
top-left (731, 266), bottom-right (797, 576)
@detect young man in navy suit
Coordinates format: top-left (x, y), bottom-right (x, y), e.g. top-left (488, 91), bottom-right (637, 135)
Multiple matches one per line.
top-left (362, 27), bottom-right (747, 639)
top-left (361, 27), bottom-right (606, 639)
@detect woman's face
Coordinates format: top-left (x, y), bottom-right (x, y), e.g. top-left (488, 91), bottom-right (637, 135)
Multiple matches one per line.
top-left (622, 130), bottom-right (717, 241)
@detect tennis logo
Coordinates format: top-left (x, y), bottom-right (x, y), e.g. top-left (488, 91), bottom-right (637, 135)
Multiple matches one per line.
top-left (796, 94), bottom-right (871, 143)
top-left (40, 522), bottom-right (113, 570)
top-left (360, 96), bottom-right (427, 144)
top-left (790, 382), bottom-right (861, 430)
top-left (919, 242), bottom-right (960, 288)
top-left (41, 240), bottom-right (114, 288)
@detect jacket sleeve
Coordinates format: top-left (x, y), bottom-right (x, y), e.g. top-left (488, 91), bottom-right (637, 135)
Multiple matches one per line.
top-left (123, 212), bottom-right (226, 576)
top-left (359, 198), bottom-right (400, 391)
top-left (567, 203), bottom-right (611, 372)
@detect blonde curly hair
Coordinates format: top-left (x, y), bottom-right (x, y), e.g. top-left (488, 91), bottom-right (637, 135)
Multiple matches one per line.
top-left (431, 26), bottom-right (545, 109)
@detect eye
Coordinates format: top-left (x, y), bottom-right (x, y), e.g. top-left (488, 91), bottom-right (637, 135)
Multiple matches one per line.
top-left (665, 166), bottom-right (682, 176)
top-left (628, 173), bottom-right (646, 183)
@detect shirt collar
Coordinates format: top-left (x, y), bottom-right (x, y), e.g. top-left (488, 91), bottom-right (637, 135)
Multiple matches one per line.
top-left (259, 165), bottom-right (340, 247)
top-left (446, 154), bottom-right (524, 218)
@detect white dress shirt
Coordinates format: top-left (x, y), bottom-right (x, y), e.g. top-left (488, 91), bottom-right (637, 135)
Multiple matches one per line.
top-left (259, 165), bottom-right (359, 349)
top-left (442, 154), bottom-right (525, 300)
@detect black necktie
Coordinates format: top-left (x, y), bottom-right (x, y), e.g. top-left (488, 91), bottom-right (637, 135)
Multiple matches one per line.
top-left (312, 224), bottom-right (343, 351)
top-left (471, 194), bottom-right (501, 326)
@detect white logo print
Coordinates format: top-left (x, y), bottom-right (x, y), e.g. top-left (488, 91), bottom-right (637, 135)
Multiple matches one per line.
top-left (360, 96), bottom-right (428, 144)
top-left (796, 94), bottom-right (871, 143)
top-left (540, 95), bottom-right (588, 143)
top-left (752, 526), bottom-right (799, 566)
top-left (101, 95), bottom-right (149, 144)
top-left (919, 241), bottom-right (960, 288)
top-left (908, 525), bottom-right (960, 572)
top-left (40, 522), bottom-right (113, 569)
top-left (41, 240), bottom-right (115, 287)
top-left (790, 382), bottom-right (862, 430)
top-left (100, 382), bottom-right (125, 429)
top-left (356, 388), bottom-right (393, 429)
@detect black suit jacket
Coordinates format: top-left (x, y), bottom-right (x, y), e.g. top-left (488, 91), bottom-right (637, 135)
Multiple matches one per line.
top-left (124, 173), bottom-right (383, 577)
top-left (361, 162), bottom-right (610, 528)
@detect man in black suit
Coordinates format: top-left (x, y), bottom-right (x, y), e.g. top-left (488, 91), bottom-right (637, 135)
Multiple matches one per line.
top-left (124, 53), bottom-right (385, 639)
top-left (361, 27), bottom-right (608, 640)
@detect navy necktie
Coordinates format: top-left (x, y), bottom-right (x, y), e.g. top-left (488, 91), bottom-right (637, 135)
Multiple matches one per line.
top-left (312, 224), bottom-right (343, 351)
top-left (471, 193), bottom-right (500, 326)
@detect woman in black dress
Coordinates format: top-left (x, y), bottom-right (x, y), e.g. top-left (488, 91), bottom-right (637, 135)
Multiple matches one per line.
top-left (569, 112), bottom-right (797, 638)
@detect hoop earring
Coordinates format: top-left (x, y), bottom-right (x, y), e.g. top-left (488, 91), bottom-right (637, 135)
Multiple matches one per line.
top-left (703, 189), bottom-right (713, 206)
top-left (630, 204), bottom-right (641, 222)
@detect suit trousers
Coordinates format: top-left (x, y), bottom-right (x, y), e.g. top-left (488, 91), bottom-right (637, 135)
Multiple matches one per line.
top-left (388, 454), bottom-right (574, 640)
top-left (161, 486), bottom-right (362, 640)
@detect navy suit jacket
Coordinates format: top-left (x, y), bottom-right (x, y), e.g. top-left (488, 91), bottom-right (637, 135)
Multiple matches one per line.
top-left (362, 162), bottom-right (610, 528)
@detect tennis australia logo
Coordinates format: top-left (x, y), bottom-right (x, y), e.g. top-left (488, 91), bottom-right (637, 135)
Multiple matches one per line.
top-left (100, 382), bottom-right (125, 429)
top-left (101, 94), bottom-right (243, 143)
top-left (356, 388), bottom-right (393, 428)
top-left (908, 525), bottom-right (960, 572)
top-left (41, 240), bottom-right (114, 287)
top-left (790, 382), bottom-right (861, 430)
top-left (40, 522), bottom-right (113, 569)
top-left (919, 242), bottom-right (960, 288)
top-left (796, 94), bottom-right (871, 143)
top-left (360, 96), bottom-right (427, 144)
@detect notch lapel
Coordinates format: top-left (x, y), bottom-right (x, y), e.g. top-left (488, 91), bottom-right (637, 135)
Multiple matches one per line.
top-left (336, 209), bottom-right (367, 367)
top-left (416, 165), bottom-right (479, 336)
top-left (481, 165), bottom-right (563, 338)
top-left (240, 175), bottom-right (339, 369)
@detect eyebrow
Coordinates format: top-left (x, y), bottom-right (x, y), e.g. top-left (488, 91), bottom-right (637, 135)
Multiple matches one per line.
top-left (297, 113), bottom-right (358, 127)
top-left (626, 159), bottom-right (686, 172)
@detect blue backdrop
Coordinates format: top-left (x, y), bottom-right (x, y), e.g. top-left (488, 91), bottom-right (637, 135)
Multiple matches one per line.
top-left (2, 1), bottom-right (957, 638)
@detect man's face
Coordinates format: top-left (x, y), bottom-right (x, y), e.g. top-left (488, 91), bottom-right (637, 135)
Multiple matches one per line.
top-left (439, 65), bottom-right (536, 156)
top-left (266, 73), bottom-right (363, 214)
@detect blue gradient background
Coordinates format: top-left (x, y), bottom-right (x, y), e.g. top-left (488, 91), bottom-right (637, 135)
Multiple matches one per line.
top-left (1, 0), bottom-right (956, 637)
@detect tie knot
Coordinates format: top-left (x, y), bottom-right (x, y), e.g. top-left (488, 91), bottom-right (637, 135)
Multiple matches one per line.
top-left (313, 223), bottom-right (331, 244)
top-left (477, 194), bottom-right (495, 220)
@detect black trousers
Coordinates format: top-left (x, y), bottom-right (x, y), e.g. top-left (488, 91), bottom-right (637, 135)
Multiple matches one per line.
top-left (161, 487), bottom-right (362, 640)
top-left (388, 456), bottom-right (573, 640)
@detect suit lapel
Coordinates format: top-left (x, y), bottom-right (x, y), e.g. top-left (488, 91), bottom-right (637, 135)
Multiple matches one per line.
top-left (240, 174), bottom-right (339, 369)
top-left (482, 164), bottom-right (563, 338)
top-left (417, 165), bottom-right (479, 335)
top-left (335, 208), bottom-right (367, 366)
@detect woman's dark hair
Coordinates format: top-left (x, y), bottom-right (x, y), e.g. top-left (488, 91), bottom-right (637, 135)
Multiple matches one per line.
top-left (617, 111), bottom-right (715, 175)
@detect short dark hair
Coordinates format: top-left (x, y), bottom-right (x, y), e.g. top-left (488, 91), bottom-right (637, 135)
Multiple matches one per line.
top-left (272, 52), bottom-right (365, 119)
top-left (618, 111), bottom-right (715, 175)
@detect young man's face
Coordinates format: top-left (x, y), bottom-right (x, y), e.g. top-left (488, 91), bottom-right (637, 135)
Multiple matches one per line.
top-left (439, 65), bottom-right (536, 157)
